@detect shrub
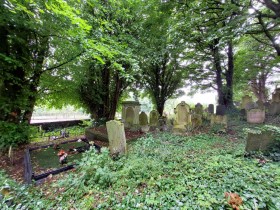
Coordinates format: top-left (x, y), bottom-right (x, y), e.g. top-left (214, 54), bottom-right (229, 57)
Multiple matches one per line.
top-left (0, 122), bottom-right (32, 150)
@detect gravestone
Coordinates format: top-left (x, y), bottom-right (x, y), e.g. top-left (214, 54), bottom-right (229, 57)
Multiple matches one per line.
top-left (122, 101), bottom-right (141, 127)
top-left (272, 88), bottom-right (280, 102)
top-left (173, 101), bottom-right (191, 133)
top-left (216, 105), bottom-right (226, 116)
top-left (194, 103), bottom-right (203, 115)
top-left (174, 101), bottom-right (191, 125)
top-left (246, 109), bottom-right (265, 124)
top-left (246, 131), bottom-right (276, 152)
top-left (268, 102), bottom-right (280, 115)
top-left (106, 120), bottom-right (126, 156)
top-left (139, 111), bottom-right (148, 126)
top-left (210, 114), bottom-right (227, 127)
top-left (241, 95), bottom-right (253, 109)
top-left (149, 110), bottom-right (159, 127)
top-left (208, 104), bottom-right (214, 114)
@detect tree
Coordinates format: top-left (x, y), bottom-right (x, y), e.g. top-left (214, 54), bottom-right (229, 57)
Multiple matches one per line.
top-left (138, 0), bottom-right (186, 116)
top-left (74, 0), bottom-right (142, 121)
top-left (248, 0), bottom-right (280, 56)
top-left (0, 0), bottom-right (91, 147)
top-left (234, 35), bottom-right (279, 102)
top-left (175, 0), bottom-right (248, 108)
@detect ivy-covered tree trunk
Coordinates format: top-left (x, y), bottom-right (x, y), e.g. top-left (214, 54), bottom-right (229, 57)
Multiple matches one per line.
top-left (210, 40), bottom-right (234, 108)
top-left (211, 40), bottom-right (225, 106)
top-left (225, 41), bottom-right (234, 108)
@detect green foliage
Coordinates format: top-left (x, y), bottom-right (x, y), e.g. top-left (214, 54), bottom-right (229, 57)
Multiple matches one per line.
top-left (0, 122), bottom-right (32, 149)
top-left (2, 133), bottom-right (280, 209)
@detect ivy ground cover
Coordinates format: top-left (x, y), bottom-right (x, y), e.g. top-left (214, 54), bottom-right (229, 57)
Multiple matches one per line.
top-left (1, 133), bottom-right (280, 209)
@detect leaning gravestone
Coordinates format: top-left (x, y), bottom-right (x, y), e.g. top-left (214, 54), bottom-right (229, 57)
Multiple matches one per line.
top-left (106, 120), bottom-right (126, 156)
top-left (139, 111), bottom-right (148, 126)
top-left (149, 110), bottom-right (159, 127)
top-left (216, 105), bottom-right (226, 116)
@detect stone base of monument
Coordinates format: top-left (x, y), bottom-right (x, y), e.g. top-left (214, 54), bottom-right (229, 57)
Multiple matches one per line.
top-left (172, 124), bottom-right (186, 134)
top-left (246, 109), bottom-right (265, 124)
top-left (246, 131), bottom-right (276, 152)
top-left (85, 128), bottom-right (109, 142)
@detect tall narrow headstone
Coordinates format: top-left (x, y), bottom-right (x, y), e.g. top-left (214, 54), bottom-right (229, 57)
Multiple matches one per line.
top-left (106, 120), bottom-right (126, 156)
top-left (173, 101), bottom-right (191, 133)
top-left (208, 104), bottom-right (214, 114)
top-left (149, 110), bottom-right (159, 126)
top-left (194, 103), bottom-right (203, 115)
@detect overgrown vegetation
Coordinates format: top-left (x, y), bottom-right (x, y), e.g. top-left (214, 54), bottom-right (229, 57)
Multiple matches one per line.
top-left (1, 133), bottom-right (280, 209)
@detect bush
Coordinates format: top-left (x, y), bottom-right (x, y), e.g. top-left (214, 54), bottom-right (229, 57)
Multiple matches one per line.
top-left (0, 122), bottom-right (32, 150)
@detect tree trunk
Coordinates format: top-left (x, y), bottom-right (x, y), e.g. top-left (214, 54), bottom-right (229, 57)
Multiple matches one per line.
top-left (225, 40), bottom-right (234, 108)
top-left (250, 72), bottom-right (269, 102)
top-left (210, 40), bottom-right (225, 105)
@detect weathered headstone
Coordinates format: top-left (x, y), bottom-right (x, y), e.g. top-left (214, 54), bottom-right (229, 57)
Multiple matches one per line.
top-left (173, 101), bottom-right (191, 133)
top-left (246, 109), bottom-right (265, 124)
top-left (241, 95), bottom-right (253, 109)
top-left (216, 105), bottom-right (226, 116)
top-left (139, 111), bottom-right (148, 126)
top-left (122, 101), bottom-right (141, 127)
top-left (174, 101), bottom-right (191, 125)
top-left (149, 110), bottom-right (159, 127)
top-left (106, 120), bottom-right (126, 156)
top-left (210, 114), bottom-right (227, 127)
top-left (208, 104), bottom-right (214, 114)
top-left (246, 131), bottom-right (276, 152)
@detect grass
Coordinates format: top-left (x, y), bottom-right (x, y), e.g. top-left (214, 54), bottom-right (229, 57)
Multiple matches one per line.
top-left (1, 130), bottom-right (280, 209)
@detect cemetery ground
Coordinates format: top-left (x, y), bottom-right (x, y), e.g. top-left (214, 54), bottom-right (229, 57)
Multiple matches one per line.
top-left (1, 116), bottom-right (280, 209)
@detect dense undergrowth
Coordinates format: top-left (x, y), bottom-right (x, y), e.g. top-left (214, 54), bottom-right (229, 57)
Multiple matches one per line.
top-left (1, 132), bottom-right (280, 209)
